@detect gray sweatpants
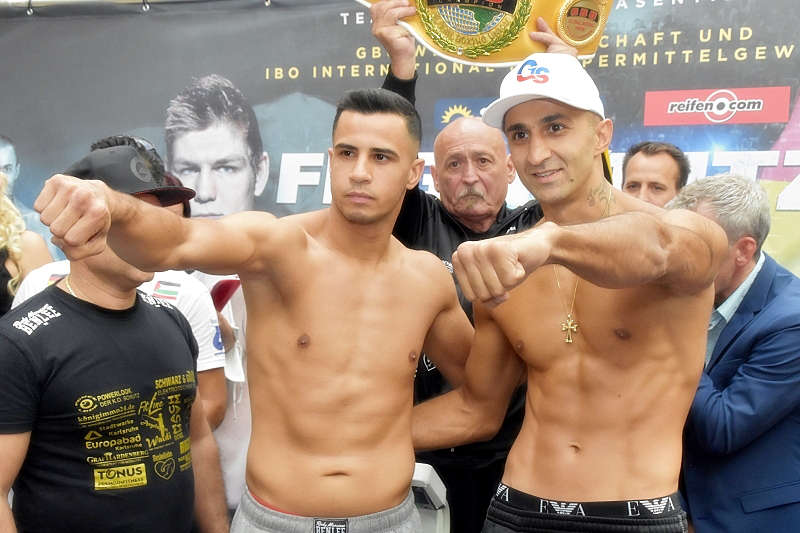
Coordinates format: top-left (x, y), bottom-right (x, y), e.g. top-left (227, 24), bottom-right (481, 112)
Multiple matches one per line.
top-left (231, 488), bottom-right (422, 533)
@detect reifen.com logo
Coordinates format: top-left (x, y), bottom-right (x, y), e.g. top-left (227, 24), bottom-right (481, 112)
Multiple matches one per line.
top-left (644, 87), bottom-right (790, 126)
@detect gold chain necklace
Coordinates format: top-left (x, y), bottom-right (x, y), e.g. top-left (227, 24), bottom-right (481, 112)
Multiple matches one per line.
top-left (551, 187), bottom-right (613, 344)
top-left (64, 275), bottom-right (77, 298)
top-left (552, 266), bottom-right (579, 343)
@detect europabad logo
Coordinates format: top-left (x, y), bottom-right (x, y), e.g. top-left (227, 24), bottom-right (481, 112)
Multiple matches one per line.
top-left (644, 87), bottom-right (790, 126)
top-left (516, 59), bottom-right (550, 83)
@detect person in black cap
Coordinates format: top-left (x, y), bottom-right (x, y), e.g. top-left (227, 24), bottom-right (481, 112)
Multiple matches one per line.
top-left (0, 137), bottom-right (229, 533)
top-left (12, 137), bottom-right (230, 433)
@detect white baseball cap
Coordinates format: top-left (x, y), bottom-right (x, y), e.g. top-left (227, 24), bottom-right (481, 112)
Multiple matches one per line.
top-left (482, 53), bottom-right (605, 129)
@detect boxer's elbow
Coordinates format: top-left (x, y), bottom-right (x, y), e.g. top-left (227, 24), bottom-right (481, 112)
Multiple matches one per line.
top-left (465, 397), bottom-right (505, 443)
top-left (473, 417), bottom-right (503, 442)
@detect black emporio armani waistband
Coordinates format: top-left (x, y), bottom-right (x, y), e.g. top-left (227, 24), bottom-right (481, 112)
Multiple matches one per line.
top-left (493, 483), bottom-right (684, 519)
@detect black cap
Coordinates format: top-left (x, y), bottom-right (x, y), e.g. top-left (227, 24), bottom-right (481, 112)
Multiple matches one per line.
top-left (63, 142), bottom-right (195, 207)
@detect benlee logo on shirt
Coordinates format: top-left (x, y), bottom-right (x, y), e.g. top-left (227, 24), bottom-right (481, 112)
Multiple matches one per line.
top-left (314, 519), bottom-right (347, 533)
top-left (12, 304), bottom-right (62, 335)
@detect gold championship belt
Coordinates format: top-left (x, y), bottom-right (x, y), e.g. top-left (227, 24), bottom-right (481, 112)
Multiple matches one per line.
top-left (357, 0), bottom-right (611, 66)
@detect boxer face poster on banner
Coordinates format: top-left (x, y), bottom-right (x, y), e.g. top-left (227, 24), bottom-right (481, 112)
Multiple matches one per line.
top-left (355, 0), bottom-right (612, 65)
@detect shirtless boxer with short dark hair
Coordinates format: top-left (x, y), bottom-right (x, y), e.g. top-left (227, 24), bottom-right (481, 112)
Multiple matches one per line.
top-left (412, 53), bottom-right (728, 533)
top-left (33, 88), bottom-right (473, 533)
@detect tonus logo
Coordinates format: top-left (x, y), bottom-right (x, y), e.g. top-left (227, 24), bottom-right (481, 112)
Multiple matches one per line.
top-left (516, 59), bottom-right (550, 83)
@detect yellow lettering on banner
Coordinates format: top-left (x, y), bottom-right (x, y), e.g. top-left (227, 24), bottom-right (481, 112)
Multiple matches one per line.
top-left (94, 463), bottom-right (147, 490)
top-left (700, 27), bottom-right (753, 43)
top-left (264, 67), bottom-right (300, 80)
top-left (775, 45), bottom-right (795, 58)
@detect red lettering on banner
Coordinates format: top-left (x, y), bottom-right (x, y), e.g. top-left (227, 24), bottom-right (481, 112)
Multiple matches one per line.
top-left (643, 87), bottom-right (791, 126)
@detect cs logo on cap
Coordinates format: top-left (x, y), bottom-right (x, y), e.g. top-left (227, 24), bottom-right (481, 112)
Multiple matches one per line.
top-left (517, 59), bottom-right (550, 84)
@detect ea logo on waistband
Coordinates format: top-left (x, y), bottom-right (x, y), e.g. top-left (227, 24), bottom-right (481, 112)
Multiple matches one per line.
top-left (516, 59), bottom-right (550, 83)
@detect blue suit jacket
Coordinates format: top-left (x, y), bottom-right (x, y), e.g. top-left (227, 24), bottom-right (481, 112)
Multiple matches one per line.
top-left (683, 254), bottom-right (800, 532)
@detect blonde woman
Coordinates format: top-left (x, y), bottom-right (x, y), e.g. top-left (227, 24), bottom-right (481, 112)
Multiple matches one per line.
top-left (1, 172), bottom-right (52, 315)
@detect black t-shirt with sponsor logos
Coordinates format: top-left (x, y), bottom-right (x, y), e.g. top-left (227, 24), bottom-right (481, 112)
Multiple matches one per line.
top-left (0, 285), bottom-right (199, 533)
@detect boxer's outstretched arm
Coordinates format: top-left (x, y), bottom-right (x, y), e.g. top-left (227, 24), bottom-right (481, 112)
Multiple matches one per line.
top-left (413, 303), bottom-right (524, 450)
top-left (538, 208), bottom-right (727, 291)
top-left (35, 175), bottom-right (301, 276)
top-left (453, 207), bottom-right (728, 304)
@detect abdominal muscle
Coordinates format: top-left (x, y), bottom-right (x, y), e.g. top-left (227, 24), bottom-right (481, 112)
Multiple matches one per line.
top-left (243, 347), bottom-right (418, 517)
top-left (245, 430), bottom-right (415, 517)
top-left (502, 359), bottom-right (693, 502)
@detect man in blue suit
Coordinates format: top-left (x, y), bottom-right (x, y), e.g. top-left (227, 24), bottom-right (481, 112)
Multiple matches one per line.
top-left (670, 173), bottom-right (800, 533)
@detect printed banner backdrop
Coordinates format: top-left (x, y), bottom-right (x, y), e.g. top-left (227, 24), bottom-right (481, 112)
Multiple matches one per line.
top-left (1, 0), bottom-right (798, 273)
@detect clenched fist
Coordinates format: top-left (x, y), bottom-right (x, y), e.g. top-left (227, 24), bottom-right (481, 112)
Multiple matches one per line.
top-left (452, 224), bottom-right (555, 305)
top-left (34, 174), bottom-right (111, 260)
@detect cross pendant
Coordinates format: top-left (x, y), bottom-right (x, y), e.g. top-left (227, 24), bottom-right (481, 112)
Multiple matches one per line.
top-left (561, 314), bottom-right (579, 344)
